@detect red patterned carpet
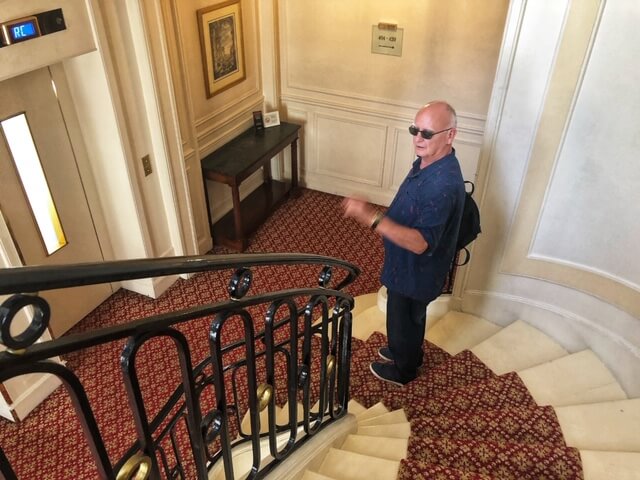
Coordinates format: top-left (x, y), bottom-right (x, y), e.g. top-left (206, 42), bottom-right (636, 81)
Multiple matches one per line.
top-left (0, 188), bottom-right (583, 479)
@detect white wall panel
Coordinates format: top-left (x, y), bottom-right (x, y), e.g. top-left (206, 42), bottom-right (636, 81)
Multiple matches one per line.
top-left (531, 0), bottom-right (640, 290)
top-left (390, 128), bottom-right (415, 190)
top-left (315, 115), bottom-right (387, 186)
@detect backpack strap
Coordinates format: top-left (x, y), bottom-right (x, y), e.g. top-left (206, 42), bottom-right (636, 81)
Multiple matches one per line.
top-left (455, 247), bottom-right (471, 267)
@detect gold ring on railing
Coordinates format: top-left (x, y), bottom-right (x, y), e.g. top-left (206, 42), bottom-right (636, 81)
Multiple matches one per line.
top-left (257, 383), bottom-right (273, 412)
top-left (116, 452), bottom-right (152, 480)
top-left (6, 348), bottom-right (26, 355)
top-left (326, 355), bottom-right (336, 377)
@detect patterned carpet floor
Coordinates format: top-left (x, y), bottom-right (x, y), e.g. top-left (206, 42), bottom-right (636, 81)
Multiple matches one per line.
top-left (0, 188), bottom-right (581, 479)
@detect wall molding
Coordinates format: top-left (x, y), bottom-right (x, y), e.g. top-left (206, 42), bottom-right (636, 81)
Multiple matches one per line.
top-left (282, 92), bottom-right (485, 135)
top-left (463, 289), bottom-right (634, 350)
top-left (194, 86), bottom-right (263, 130)
top-left (197, 95), bottom-right (264, 157)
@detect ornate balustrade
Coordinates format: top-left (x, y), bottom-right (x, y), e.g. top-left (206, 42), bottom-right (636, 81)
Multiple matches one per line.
top-left (0, 254), bottom-right (359, 479)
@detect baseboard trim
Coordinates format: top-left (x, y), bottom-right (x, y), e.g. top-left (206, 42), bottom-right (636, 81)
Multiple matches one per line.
top-left (462, 289), bottom-right (640, 396)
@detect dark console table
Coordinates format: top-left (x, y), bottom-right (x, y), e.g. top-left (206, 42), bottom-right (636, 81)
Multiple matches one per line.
top-left (201, 121), bottom-right (301, 251)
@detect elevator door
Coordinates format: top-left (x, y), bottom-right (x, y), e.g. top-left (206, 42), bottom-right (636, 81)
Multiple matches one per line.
top-left (0, 67), bottom-right (111, 337)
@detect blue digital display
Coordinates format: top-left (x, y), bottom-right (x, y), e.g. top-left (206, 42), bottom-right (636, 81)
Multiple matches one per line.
top-left (7, 19), bottom-right (39, 43)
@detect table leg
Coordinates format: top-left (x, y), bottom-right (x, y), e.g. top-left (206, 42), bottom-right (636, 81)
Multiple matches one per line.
top-left (231, 184), bottom-right (245, 250)
top-left (203, 178), bottom-right (214, 236)
top-left (290, 137), bottom-right (300, 197)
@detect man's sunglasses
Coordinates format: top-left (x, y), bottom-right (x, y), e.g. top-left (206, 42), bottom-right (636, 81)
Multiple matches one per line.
top-left (409, 125), bottom-right (454, 140)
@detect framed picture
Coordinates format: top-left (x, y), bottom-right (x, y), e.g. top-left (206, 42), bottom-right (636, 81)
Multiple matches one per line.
top-left (197, 0), bottom-right (246, 98)
top-left (263, 111), bottom-right (280, 128)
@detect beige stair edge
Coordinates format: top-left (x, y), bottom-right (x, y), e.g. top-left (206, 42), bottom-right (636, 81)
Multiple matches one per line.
top-left (426, 310), bottom-right (501, 355)
top-left (356, 422), bottom-right (411, 439)
top-left (354, 401), bottom-right (388, 421)
top-left (348, 399), bottom-right (367, 416)
top-left (318, 448), bottom-right (400, 480)
top-left (340, 434), bottom-right (408, 461)
top-left (555, 398), bottom-right (640, 452)
top-left (377, 286), bottom-right (452, 330)
top-left (471, 319), bottom-right (568, 374)
top-left (241, 414), bottom-right (358, 480)
top-left (350, 304), bottom-right (386, 341)
top-left (357, 408), bottom-right (407, 427)
top-left (351, 292), bottom-right (380, 318)
top-left (518, 349), bottom-right (627, 407)
top-left (301, 471), bottom-right (337, 480)
top-left (581, 450), bottom-right (640, 480)
top-left (313, 293), bottom-right (378, 334)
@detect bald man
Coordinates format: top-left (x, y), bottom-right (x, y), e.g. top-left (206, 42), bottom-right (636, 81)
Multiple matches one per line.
top-left (342, 101), bottom-right (465, 386)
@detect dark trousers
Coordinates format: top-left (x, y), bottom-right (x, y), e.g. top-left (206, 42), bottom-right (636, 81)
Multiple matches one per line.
top-left (386, 289), bottom-right (429, 382)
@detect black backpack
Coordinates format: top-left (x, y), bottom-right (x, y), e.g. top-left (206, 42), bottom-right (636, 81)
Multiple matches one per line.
top-left (455, 181), bottom-right (481, 266)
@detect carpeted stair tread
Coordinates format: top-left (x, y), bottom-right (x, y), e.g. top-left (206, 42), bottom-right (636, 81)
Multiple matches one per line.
top-left (579, 450), bottom-right (640, 480)
top-left (349, 331), bottom-right (450, 407)
top-left (426, 311), bottom-right (501, 355)
top-left (340, 434), bottom-right (408, 460)
top-left (554, 398), bottom-right (640, 452)
top-left (382, 350), bottom-right (496, 410)
top-left (401, 371), bottom-right (537, 419)
top-left (518, 350), bottom-right (627, 407)
top-left (410, 406), bottom-right (566, 446)
top-left (470, 320), bottom-right (568, 375)
top-left (407, 436), bottom-right (583, 480)
top-left (398, 459), bottom-right (496, 479)
top-left (318, 448), bottom-right (399, 480)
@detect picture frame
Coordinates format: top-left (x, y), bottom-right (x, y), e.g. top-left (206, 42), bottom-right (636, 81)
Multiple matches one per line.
top-left (197, 0), bottom-right (246, 98)
top-left (263, 111), bottom-right (280, 128)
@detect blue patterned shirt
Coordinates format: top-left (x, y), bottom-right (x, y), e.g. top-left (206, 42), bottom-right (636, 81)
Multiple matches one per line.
top-left (381, 150), bottom-right (465, 302)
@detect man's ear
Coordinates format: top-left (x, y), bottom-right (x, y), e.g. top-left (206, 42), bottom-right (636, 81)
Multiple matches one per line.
top-left (446, 128), bottom-right (457, 145)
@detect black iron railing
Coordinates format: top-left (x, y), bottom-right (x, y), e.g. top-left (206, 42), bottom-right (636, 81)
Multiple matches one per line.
top-left (0, 253), bottom-right (360, 479)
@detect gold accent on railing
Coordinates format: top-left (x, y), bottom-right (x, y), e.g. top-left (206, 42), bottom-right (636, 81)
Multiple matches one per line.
top-left (116, 452), bottom-right (152, 480)
top-left (6, 348), bottom-right (26, 355)
top-left (326, 355), bottom-right (336, 377)
top-left (257, 383), bottom-right (273, 412)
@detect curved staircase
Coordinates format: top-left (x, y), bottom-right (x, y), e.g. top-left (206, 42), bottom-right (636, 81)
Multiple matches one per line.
top-left (296, 291), bottom-right (640, 480)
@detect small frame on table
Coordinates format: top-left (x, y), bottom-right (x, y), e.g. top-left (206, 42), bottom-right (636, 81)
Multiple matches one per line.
top-left (197, 0), bottom-right (246, 98)
top-left (263, 111), bottom-right (280, 128)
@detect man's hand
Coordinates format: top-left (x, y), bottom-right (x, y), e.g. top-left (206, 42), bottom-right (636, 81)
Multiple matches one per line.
top-left (342, 196), bottom-right (428, 254)
top-left (342, 197), bottom-right (378, 227)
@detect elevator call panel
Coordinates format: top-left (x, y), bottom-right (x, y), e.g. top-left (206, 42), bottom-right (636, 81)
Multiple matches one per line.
top-left (0, 9), bottom-right (66, 47)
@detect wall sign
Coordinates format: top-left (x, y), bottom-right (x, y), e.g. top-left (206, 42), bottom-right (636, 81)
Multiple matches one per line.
top-left (0, 9), bottom-right (66, 48)
top-left (371, 22), bottom-right (403, 57)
